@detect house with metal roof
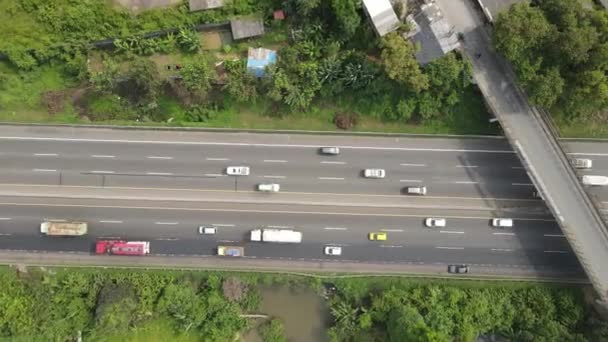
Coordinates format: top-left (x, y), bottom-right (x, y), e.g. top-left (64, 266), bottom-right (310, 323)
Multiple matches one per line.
top-left (230, 18), bottom-right (265, 40)
top-left (362, 0), bottom-right (400, 36)
top-left (188, 0), bottom-right (224, 11)
top-left (406, 1), bottom-right (459, 65)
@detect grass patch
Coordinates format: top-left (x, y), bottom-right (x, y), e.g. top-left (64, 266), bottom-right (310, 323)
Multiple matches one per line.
top-left (98, 319), bottom-right (199, 342)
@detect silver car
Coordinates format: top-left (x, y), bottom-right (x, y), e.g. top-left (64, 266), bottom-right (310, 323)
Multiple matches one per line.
top-left (320, 147), bottom-right (340, 155)
top-left (406, 186), bottom-right (427, 195)
top-left (257, 183), bottom-right (280, 192)
top-left (324, 246), bottom-right (342, 256)
top-left (363, 169), bottom-right (386, 179)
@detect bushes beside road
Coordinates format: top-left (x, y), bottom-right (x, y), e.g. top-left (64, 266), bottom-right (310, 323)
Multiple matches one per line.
top-left (0, 266), bottom-right (606, 341)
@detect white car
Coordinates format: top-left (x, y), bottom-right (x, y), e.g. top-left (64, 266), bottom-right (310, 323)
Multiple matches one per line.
top-left (425, 218), bottom-right (446, 228)
top-left (571, 158), bottom-right (592, 169)
top-left (226, 166), bottom-right (250, 176)
top-left (324, 246), bottom-right (342, 256)
top-left (198, 226), bottom-right (217, 235)
top-left (363, 169), bottom-right (386, 179)
top-left (406, 186), bottom-right (427, 195)
top-left (257, 183), bottom-right (280, 192)
top-left (491, 218), bottom-right (513, 228)
top-left (320, 147), bottom-right (340, 155)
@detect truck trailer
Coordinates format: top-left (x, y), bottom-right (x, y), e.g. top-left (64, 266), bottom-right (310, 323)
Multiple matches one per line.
top-left (582, 175), bottom-right (608, 186)
top-left (250, 229), bottom-right (302, 243)
top-left (40, 220), bottom-right (87, 236)
top-left (95, 240), bottom-right (150, 256)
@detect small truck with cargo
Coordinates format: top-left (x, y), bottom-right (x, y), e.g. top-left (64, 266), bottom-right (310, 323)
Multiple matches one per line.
top-left (95, 240), bottom-right (150, 256)
top-left (250, 228), bottom-right (302, 243)
top-left (217, 246), bottom-right (244, 257)
top-left (40, 220), bottom-right (87, 236)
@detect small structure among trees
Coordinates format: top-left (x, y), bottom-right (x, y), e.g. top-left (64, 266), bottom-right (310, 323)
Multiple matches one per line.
top-left (362, 0), bottom-right (401, 36)
top-left (246, 48), bottom-right (277, 78)
top-left (406, 1), bottom-right (459, 65)
top-left (188, 0), bottom-right (224, 12)
top-left (230, 18), bottom-right (265, 40)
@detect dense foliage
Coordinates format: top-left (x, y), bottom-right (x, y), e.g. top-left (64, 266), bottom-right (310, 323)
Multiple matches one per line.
top-left (327, 279), bottom-right (608, 342)
top-left (0, 268), bottom-right (251, 340)
top-left (493, 0), bottom-right (608, 121)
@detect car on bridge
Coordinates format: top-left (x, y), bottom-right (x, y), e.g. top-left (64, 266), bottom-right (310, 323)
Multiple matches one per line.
top-left (571, 158), bottom-right (592, 169)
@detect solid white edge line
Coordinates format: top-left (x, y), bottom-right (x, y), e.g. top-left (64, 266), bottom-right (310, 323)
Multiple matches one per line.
top-left (146, 172), bottom-right (173, 176)
top-left (0, 136), bottom-right (515, 153)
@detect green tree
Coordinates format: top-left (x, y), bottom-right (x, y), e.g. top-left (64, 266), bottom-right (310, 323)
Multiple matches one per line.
top-left (119, 58), bottom-right (162, 105)
top-left (259, 318), bottom-right (287, 342)
top-left (380, 33), bottom-right (428, 93)
top-left (266, 63), bottom-right (321, 110)
top-left (222, 59), bottom-right (258, 103)
top-left (179, 58), bottom-right (215, 93)
top-left (330, 0), bottom-right (361, 40)
top-left (526, 67), bottom-right (564, 108)
top-left (177, 28), bottom-right (201, 53)
top-left (94, 283), bottom-right (138, 333)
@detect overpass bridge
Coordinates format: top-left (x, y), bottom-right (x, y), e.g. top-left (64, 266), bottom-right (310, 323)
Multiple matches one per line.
top-left (436, 0), bottom-right (608, 303)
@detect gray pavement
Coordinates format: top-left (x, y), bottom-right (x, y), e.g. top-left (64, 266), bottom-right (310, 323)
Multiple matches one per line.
top-left (436, 0), bottom-right (608, 302)
top-left (0, 196), bottom-right (577, 272)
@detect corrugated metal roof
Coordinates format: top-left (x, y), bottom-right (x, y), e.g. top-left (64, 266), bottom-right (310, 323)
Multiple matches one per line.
top-left (189, 0), bottom-right (224, 11)
top-left (363, 0), bottom-right (400, 36)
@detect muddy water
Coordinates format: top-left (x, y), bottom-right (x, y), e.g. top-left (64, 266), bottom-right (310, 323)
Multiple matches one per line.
top-left (243, 286), bottom-right (330, 342)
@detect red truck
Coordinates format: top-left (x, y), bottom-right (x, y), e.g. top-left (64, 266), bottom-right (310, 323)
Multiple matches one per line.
top-left (95, 240), bottom-right (150, 256)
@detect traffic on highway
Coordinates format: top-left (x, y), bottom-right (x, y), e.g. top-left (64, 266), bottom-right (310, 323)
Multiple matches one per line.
top-left (0, 126), bottom-right (606, 276)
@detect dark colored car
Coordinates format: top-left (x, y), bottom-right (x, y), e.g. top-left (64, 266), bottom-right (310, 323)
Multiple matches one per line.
top-left (447, 264), bottom-right (469, 274)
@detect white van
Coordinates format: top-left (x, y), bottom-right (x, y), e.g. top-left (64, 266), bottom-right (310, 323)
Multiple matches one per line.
top-left (571, 158), bottom-right (592, 169)
top-left (257, 183), bottom-right (280, 192)
top-left (491, 218), bottom-right (513, 228)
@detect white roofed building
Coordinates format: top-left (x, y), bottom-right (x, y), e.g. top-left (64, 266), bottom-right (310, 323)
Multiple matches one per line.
top-left (363, 0), bottom-right (401, 36)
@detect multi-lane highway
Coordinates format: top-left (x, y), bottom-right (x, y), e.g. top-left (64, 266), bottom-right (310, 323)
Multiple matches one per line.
top-left (0, 126), bottom-right (607, 276)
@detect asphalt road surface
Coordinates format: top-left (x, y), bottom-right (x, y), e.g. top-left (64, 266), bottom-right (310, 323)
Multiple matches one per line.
top-left (0, 126), bottom-right (607, 202)
top-left (0, 196), bottom-right (579, 272)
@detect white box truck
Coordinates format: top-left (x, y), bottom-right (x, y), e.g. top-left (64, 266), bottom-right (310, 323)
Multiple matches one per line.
top-left (250, 229), bottom-right (302, 243)
top-left (582, 175), bottom-right (608, 186)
